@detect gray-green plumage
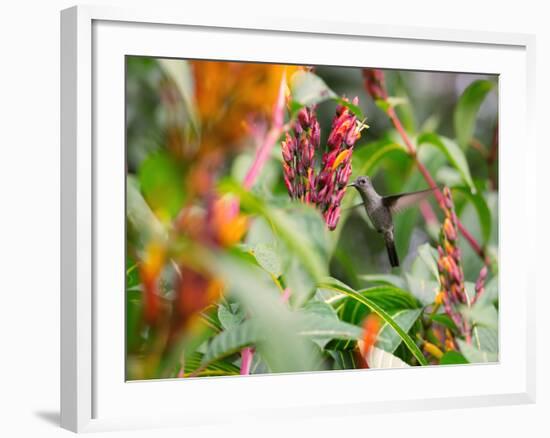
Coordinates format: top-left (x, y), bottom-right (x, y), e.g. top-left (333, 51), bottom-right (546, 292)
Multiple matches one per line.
top-left (348, 176), bottom-right (434, 267)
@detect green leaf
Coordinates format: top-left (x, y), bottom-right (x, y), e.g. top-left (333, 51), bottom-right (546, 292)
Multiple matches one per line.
top-left (335, 97), bottom-right (365, 119)
top-left (417, 132), bottom-right (475, 193)
top-left (358, 274), bottom-right (407, 289)
top-left (325, 283), bottom-right (421, 313)
top-left (462, 301), bottom-right (498, 330)
top-left (184, 352), bottom-right (240, 377)
top-left (377, 308), bottom-right (423, 353)
top-left (126, 257), bottom-right (140, 290)
top-left (138, 152), bottom-right (186, 219)
top-left (212, 249), bottom-right (321, 373)
top-left (290, 71), bottom-right (336, 106)
top-left (457, 338), bottom-right (497, 363)
top-left (405, 246), bottom-right (440, 305)
top-left (405, 274), bottom-right (439, 306)
top-left (217, 302), bottom-right (245, 331)
top-left (318, 277), bottom-right (428, 365)
top-left (126, 289), bottom-right (142, 352)
top-left (202, 321), bottom-right (257, 366)
top-left (299, 300), bottom-right (363, 348)
top-left (353, 140), bottom-right (410, 178)
top-left (203, 305), bottom-right (363, 368)
top-left (298, 311), bottom-right (363, 345)
top-left (366, 347), bottom-right (410, 369)
top-left (329, 350), bottom-right (359, 370)
top-left (453, 187), bottom-right (492, 245)
top-left (454, 79), bottom-right (495, 149)
top-left (375, 96), bottom-right (408, 112)
top-left (126, 175), bottom-right (166, 245)
top-left (439, 351), bottom-right (469, 365)
top-left (417, 243), bottom-right (439, 280)
top-left (249, 243), bottom-right (282, 277)
top-left (219, 179), bottom-right (327, 283)
top-left (430, 314), bottom-right (458, 332)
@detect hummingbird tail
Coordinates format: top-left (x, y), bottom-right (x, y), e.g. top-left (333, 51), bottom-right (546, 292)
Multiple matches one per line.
top-left (384, 232), bottom-right (399, 267)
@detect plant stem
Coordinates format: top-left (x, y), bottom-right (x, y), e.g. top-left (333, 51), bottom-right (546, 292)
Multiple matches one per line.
top-left (240, 347), bottom-right (254, 375)
top-left (239, 71), bottom-right (288, 374)
top-left (383, 95), bottom-right (487, 262)
top-left (487, 122), bottom-right (499, 190)
top-left (242, 72), bottom-right (287, 190)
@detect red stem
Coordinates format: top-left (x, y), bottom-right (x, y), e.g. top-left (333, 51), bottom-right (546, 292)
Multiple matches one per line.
top-left (240, 347), bottom-right (254, 375)
top-left (240, 72), bottom-right (289, 374)
top-left (385, 106), bottom-right (487, 262)
top-left (242, 72), bottom-right (286, 190)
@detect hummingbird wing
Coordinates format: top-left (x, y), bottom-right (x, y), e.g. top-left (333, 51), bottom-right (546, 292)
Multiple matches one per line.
top-left (343, 202), bottom-right (365, 211)
top-left (382, 188), bottom-right (435, 215)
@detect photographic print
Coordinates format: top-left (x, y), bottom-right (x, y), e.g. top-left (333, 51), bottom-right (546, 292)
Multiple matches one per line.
top-left (125, 57), bottom-right (498, 380)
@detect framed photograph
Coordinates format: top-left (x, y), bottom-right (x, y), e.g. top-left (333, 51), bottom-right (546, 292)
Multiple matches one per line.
top-left (61, 5), bottom-right (536, 432)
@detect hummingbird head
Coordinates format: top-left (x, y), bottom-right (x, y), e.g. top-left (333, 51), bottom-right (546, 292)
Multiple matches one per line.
top-left (348, 176), bottom-right (372, 190)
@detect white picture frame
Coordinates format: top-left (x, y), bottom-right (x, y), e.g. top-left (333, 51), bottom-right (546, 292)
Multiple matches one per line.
top-left (60, 5), bottom-right (536, 433)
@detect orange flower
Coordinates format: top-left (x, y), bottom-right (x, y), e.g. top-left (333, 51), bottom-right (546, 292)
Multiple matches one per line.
top-left (171, 195), bottom-right (248, 327)
top-left (192, 61), bottom-right (300, 153)
top-left (174, 265), bottom-right (224, 326)
top-left (361, 313), bottom-right (381, 367)
top-left (208, 197), bottom-right (248, 247)
top-left (139, 241), bottom-right (166, 324)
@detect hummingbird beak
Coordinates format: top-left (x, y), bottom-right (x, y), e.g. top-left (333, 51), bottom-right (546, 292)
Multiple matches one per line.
top-left (347, 182), bottom-right (356, 188)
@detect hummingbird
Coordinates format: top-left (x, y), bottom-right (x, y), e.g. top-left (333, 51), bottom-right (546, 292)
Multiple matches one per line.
top-left (347, 176), bottom-right (435, 268)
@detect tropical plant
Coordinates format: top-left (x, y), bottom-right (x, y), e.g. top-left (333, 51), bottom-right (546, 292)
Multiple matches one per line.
top-left (126, 58), bottom-right (498, 379)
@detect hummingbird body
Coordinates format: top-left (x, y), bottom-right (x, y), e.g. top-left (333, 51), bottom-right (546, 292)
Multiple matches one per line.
top-left (349, 176), bottom-right (434, 268)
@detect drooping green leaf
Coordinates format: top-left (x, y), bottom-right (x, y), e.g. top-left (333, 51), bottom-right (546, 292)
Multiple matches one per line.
top-left (439, 351), bottom-right (469, 365)
top-left (417, 132), bottom-right (475, 193)
top-left (290, 71), bottom-right (336, 106)
top-left (319, 277), bottom-right (427, 365)
top-left (359, 274), bottom-right (407, 290)
top-left (325, 283), bottom-right (421, 313)
top-left (454, 79), bottom-right (495, 149)
top-left (377, 308), bottom-right (423, 353)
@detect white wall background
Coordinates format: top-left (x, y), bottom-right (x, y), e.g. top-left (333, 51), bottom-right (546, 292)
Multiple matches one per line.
top-left (0, 1), bottom-right (546, 436)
